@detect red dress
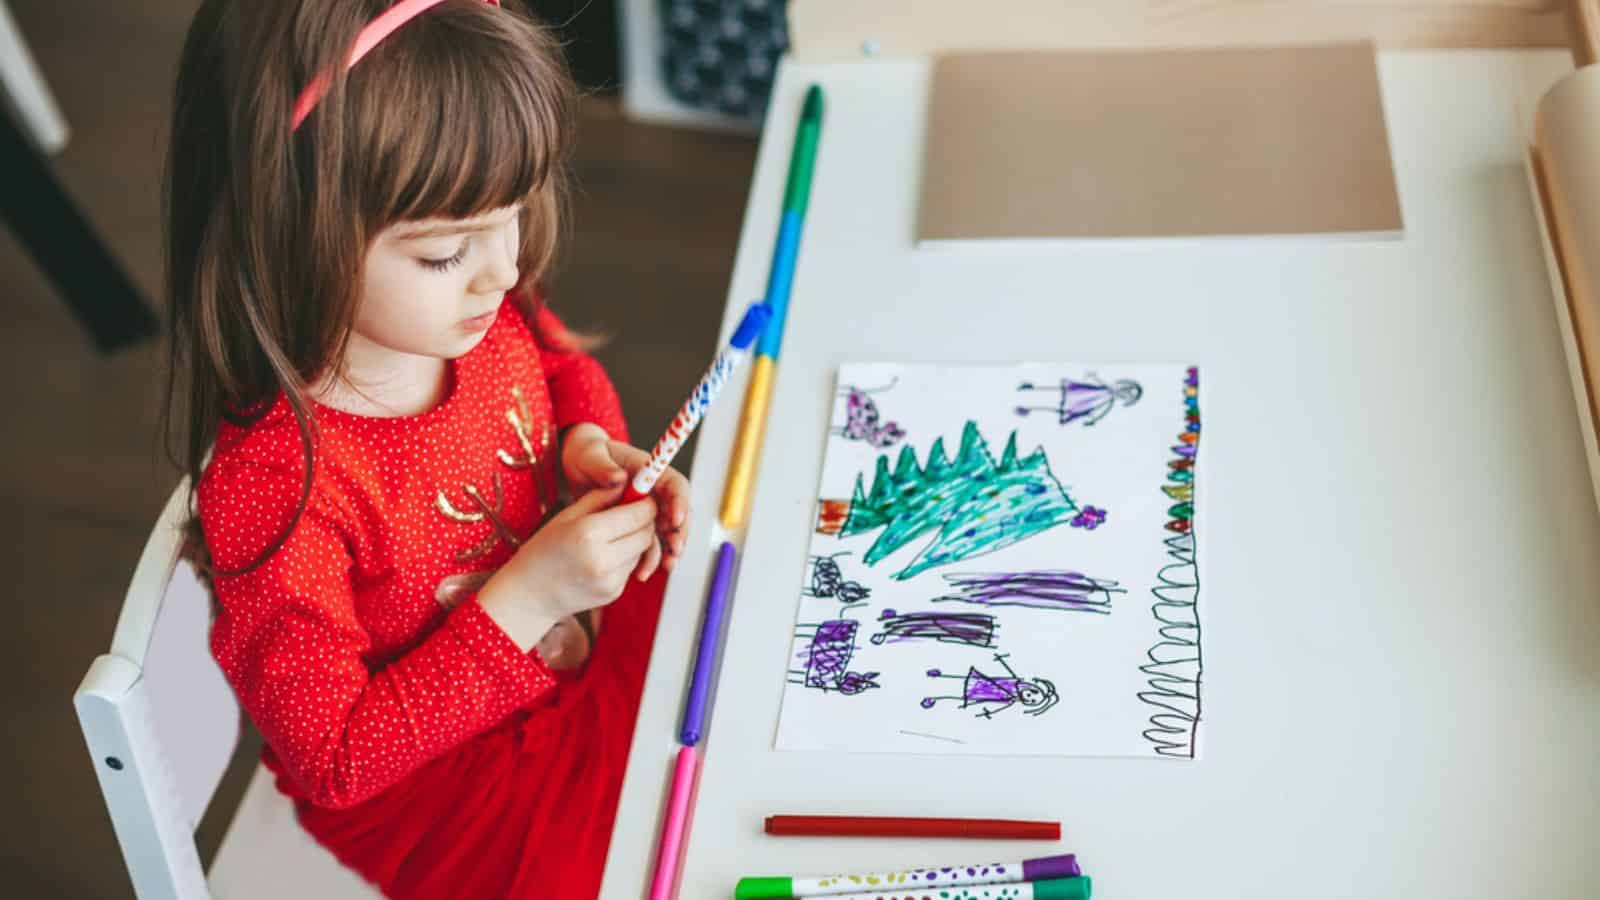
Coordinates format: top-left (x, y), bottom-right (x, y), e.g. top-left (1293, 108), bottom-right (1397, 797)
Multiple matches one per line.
top-left (198, 300), bottom-right (665, 899)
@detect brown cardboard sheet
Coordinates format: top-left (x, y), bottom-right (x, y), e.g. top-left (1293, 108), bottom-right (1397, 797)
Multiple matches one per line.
top-left (916, 44), bottom-right (1403, 244)
top-left (789, 0), bottom-right (1567, 60)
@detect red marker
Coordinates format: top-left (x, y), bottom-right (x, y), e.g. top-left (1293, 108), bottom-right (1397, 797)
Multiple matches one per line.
top-left (764, 815), bottom-right (1060, 840)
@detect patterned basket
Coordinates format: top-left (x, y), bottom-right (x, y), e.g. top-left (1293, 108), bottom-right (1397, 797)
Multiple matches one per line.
top-left (658, 0), bottom-right (789, 119)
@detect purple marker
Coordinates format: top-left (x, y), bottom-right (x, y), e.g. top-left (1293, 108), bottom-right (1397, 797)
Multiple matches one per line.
top-left (679, 541), bottom-right (737, 745)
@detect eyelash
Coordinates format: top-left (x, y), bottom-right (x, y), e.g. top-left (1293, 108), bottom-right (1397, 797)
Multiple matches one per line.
top-left (419, 239), bottom-right (469, 272)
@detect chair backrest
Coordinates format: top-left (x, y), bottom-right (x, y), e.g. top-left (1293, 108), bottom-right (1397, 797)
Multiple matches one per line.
top-left (74, 480), bottom-right (241, 900)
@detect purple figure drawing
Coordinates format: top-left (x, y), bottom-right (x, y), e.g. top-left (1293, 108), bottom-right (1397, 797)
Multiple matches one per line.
top-left (1016, 373), bottom-right (1142, 427)
top-left (921, 654), bottom-right (1059, 719)
top-left (834, 378), bottom-right (906, 448)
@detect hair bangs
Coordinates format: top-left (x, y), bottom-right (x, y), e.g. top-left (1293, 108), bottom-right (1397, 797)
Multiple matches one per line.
top-left (348, 0), bottom-right (571, 230)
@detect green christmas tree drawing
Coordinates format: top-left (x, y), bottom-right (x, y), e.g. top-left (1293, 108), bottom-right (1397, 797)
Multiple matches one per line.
top-left (815, 421), bottom-right (1084, 580)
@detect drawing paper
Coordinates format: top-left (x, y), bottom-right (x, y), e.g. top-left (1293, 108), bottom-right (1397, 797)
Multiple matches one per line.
top-left (775, 363), bottom-right (1204, 758)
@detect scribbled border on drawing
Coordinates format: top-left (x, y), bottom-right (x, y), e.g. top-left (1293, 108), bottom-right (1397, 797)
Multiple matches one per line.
top-left (1138, 366), bottom-right (1203, 758)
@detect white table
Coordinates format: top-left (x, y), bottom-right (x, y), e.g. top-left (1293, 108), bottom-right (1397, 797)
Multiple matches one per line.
top-left (601, 50), bottom-right (1600, 899)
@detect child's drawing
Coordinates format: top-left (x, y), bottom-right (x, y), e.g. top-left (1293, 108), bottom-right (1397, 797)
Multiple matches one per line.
top-left (1015, 373), bottom-right (1142, 427)
top-left (804, 553), bottom-right (870, 604)
top-left (1139, 366), bottom-right (1203, 758)
top-left (833, 377), bottom-right (906, 448)
top-left (920, 654), bottom-right (1058, 719)
top-left (1069, 505), bottom-right (1107, 530)
top-left (935, 570), bottom-right (1123, 615)
top-left (789, 618), bottom-right (879, 695)
top-left (775, 363), bottom-right (1205, 758)
top-left (815, 422), bottom-right (1095, 580)
top-left (871, 609), bottom-right (996, 647)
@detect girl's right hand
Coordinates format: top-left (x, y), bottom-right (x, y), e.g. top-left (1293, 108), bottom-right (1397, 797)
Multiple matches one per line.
top-left (476, 484), bottom-right (657, 652)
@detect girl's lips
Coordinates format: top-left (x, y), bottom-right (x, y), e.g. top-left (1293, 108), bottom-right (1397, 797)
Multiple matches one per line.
top-left (459, 310), bottom-right (497, 331)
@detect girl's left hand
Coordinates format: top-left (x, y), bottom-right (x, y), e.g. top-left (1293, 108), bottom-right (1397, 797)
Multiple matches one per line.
top-left (561, 422), bottom-right (689, 579)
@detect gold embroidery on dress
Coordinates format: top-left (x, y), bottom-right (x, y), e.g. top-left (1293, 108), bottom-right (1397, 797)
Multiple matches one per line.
top-left (435, 471), bottom-right (522, 562)
top-left (496, 385), bottom-right (550, 470)
top-left (435, 387), bottom-right (557, 563)
top-left (497, 384), bottom-right (560, 523)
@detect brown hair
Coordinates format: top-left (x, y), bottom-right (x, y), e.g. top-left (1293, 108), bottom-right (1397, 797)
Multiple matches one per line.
top-left (163, 0), bottom-right (576, 576)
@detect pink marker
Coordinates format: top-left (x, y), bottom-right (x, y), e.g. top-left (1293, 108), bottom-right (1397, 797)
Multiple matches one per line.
top-left (623, 302), bottom-right (770, 503)
top-left (648, 745), bottom-right (703, 900)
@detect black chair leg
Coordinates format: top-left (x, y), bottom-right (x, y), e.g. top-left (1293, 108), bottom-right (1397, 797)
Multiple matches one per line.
top-left (0, 109), bottom-right (157, 353)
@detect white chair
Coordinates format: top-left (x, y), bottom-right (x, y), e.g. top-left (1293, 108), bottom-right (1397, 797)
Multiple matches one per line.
top-left (0, 0), bottom-right (69, 153)
top-left (73, 482), bottom-right (382, 899)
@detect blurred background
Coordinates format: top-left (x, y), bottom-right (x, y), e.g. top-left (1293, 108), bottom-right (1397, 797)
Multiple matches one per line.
top-left (1, 0), bottom-right (779, 894)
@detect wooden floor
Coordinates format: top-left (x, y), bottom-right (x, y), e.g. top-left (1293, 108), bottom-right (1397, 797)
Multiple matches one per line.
top-left (2, 2), bottom-right (757, 896)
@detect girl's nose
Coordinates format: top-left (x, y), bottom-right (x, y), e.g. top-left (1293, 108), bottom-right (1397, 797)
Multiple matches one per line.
top-left (470, 223), bottom-right (519, 294)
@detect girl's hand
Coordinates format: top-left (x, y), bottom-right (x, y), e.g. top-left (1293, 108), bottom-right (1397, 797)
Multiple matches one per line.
top-left (530, 614), bottom-right (597, 671)
top-left (561, 423), bottom-right (690, 580)
top-left (436, 574), bottom-right (601, 671)
top-left (476, 484), bottom-right (657, 653)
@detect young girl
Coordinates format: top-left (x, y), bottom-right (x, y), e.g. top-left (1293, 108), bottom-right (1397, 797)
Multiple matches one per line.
top-left (163, 1), bottom-right (688, 896)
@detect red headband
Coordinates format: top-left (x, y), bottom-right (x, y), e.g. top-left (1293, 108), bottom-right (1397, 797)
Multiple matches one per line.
top-left (291, 0), bottom-right (501, 131)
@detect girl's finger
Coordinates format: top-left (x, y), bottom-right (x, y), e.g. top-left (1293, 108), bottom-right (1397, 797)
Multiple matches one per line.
top-left (650, 473), bottom-right (689, 526)
top-left (552, 483), bottom-right (625, 524)
top-left (590, 497), bottom-right (658, 542)
top-left (619, 530), bottom-right (658, 583)
top-left (607, 440), bottom-right (652, 466)
top-left (669, 471), bottom-right (691, 522)
top-left (583, 451), bottom-right (628, 486)
top-left (602, 513), bottom-right (658, 567)
top-left (655, 498), bottom-right (680, 530)
top-left (604, 443), bottom-right (651, 479)
top-left (673, 490), bottom-right (689, 528)
top-left (635, 534), bottom-right (663, 582)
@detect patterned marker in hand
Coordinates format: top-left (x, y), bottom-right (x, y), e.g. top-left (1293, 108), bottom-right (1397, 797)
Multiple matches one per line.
top-left (622, 301), bottom-right (770, 503)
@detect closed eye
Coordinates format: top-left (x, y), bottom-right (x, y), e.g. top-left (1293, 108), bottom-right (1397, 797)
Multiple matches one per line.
top-left (419, 238), bottom-right (470, 272)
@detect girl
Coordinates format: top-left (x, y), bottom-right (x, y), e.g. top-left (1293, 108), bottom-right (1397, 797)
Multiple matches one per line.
top-left (163, 1), bottom-right (689, 896)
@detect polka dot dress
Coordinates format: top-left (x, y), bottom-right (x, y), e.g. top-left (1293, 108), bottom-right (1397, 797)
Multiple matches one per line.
top-left (198, 299), bottom-right (666, 899)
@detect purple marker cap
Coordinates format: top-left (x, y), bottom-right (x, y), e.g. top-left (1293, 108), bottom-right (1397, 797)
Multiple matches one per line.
top-left (729, 302), bottom-right (772, 350)
top-left (1021, 853), bottom-right (1080, 881)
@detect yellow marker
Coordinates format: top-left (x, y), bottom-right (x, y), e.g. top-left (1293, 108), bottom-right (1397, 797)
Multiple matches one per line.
top-left (720, 356), bottom-right (775, 529)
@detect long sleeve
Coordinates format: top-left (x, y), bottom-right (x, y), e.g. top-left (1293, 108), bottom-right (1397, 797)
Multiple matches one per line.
top-left (533, 304), bottom-right (629, 443)
top-left (200, 458), bottom-right (555, 810)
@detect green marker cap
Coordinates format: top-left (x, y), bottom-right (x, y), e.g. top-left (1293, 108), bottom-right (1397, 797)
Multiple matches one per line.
top-left (734, 876), bottom-right (793, 899)
top-left (1034, 876), bottom-right (1093, 900)
top-left (781, 85), bottom-right (824, 215)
